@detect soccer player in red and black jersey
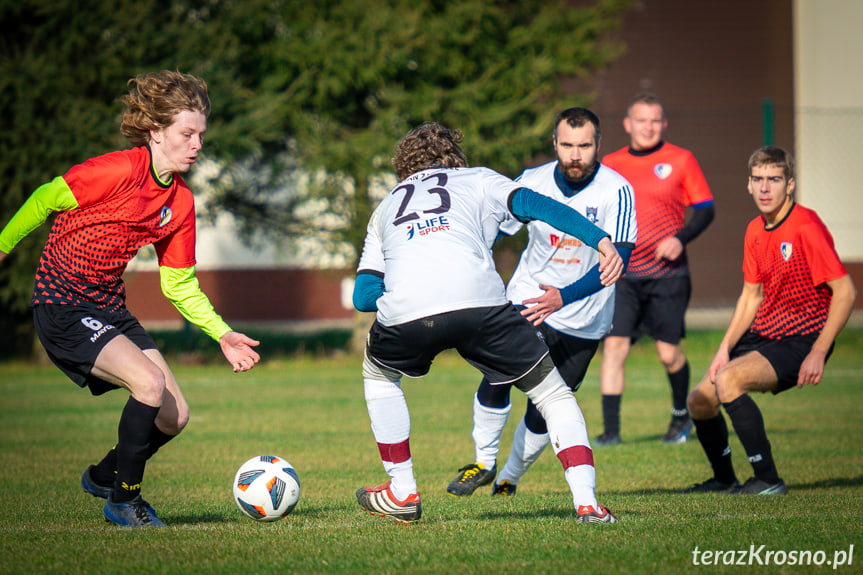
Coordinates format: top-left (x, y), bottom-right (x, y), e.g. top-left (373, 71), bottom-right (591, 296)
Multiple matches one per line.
top-left (682, 146), bottom-right (856, 495)
top-left (598, 93), bottom-right (715, 446)
top-left (0, 71), bottom-right (261, 526)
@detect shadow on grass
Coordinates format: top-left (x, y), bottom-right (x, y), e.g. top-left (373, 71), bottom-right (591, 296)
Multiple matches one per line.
top-left (790, 474), bottom-right (863, 490)
top-left (603, 474), bottom-right (863, 497)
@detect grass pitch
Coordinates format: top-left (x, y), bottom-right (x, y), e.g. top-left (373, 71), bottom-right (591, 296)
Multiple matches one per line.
top-left (0, 329), bottom-right (861, 574)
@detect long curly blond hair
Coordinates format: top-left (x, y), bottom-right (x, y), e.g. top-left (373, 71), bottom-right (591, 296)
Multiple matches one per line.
top-left (120, 71), bottom-right (210, 147)
top-left (391, 122), bottom-right (468, 181)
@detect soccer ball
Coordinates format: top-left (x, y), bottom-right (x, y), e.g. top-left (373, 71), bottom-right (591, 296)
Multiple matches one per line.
top-left (232, 455), bottom-right (301, 521)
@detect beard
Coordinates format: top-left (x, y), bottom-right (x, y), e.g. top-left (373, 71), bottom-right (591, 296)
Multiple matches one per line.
top-left (560, 160), bottom-right (597, 185)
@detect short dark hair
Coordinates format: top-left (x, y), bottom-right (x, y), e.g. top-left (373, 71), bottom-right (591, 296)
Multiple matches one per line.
top-left (626, 92), bottom-right (664, 117)
top-left (553, 107), bottom-right (601, 145)
top-left (748, 146), bottom-right (795, 180)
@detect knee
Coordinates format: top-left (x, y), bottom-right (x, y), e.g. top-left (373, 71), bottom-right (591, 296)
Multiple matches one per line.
top-left (174, 402), bottom-right (190, 433)
top-left (687, 379), bottom-right (719, 419)
top-left (602, 337), bottom-right (629, 363)
top-left (657, 345), bottom-right (684, 371)
top-left (134, 365), bottom-right (168, 407)
top-left (155, 395), bottom-right (190, 435)
top-left (713, 369), bottom-right (744, 404)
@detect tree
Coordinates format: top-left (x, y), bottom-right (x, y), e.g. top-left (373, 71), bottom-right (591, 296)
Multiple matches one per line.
top-left (0, 0), bottom-right (632, 357)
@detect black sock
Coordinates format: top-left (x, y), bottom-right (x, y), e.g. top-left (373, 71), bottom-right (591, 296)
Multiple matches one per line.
top-left (668, 361), bottom-right (690, 417)
top-left (91, 426), bottom-right (175, 488)
top-left (91, 447), bottom-right (118, 486)
top-left (146, 427), bottom-right (176, 460)
top-left (723, 395), bottom-right (779, 483)
top-left (692, 414), bottom-right (737, 484)
top-left (113, 397), bottom-right (159, 503)
top-left (602, 394), bottom-right (622, 436)
top-left (524, 400), bottom-right (548, 435)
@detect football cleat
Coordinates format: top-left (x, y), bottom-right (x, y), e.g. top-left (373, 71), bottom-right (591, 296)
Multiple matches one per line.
top-left (730, 477), bottom-right (788, 496)
top-left (679, 477), bottom-right (741, 494)
top-left (356, 481), bottom-right (422, 524)
top-left (576, 503), bottom-right (617, 524)
top-left (662, 416), bottom-right (693, 444)
top-left (491, 480), bottom-right (517, 497)
top-left (103, 494), bottom-right (166, 527)
top-left (446, 463), bottom-right (496, 497)
top-left (81, 465), bottom-right (113, 499)
top-left (594, 433), bottom-right (621, 447)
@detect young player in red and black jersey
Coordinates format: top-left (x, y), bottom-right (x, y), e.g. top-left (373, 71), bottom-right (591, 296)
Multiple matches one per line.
top-left (598, 93), bottom-right (715, 446)
top-left (0, 71), bottom-right (261, 526)
top-left (683, 146), bottom-right (856, 495)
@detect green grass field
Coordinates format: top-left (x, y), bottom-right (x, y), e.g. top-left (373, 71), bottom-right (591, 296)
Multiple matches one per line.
top-left (1, 329), bottom-right (861, 574)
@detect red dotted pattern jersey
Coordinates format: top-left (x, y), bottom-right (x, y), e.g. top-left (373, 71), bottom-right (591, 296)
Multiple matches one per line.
top-left (33, 146), bottom-right (197, 311)
top-left (602, 142), bottom-right (712, 279)
top-left (744, 204), bottom-right (847, 339)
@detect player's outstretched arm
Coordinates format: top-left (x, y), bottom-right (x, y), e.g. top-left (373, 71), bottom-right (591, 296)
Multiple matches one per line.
top-left (0, 250), bottom-right (6, 264)
top-left (220, 331), bottom-right (261, 373)
top-left (797, 274), bottom-right (857, 387)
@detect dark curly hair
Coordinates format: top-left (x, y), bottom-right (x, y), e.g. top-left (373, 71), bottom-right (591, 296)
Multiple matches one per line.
top-left (392, 122), bottom-right (468, 181)
top-left (120, 71), bottom-right (210, 147)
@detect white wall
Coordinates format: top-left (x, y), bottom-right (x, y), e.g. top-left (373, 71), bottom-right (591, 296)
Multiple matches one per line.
top-left (794, 0), bottom-right (863, 260)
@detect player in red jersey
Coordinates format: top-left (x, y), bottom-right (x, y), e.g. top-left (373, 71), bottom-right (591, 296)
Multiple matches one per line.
top-left (0, 71), bottom-right (261, 526)
top-left (682, 146), bottom-right (856, 495)
top-left (598, 93), bottom-right (715, 446)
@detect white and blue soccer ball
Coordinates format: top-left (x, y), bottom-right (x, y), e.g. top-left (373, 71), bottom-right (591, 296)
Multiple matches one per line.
top-left (232, 455), bottom-right (301, 521)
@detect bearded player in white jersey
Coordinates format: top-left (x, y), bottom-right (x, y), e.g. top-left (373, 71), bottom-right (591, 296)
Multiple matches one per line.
top-left (352, 122), bottom-right (624, 524)
top-left (445, 107), bottom-right (637, 500)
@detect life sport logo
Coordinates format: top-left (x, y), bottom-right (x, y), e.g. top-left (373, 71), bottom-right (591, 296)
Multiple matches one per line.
top-left (406, 216), bottom-right (451, 240)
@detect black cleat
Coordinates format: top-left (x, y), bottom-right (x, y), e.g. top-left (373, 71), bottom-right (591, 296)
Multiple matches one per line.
top-left (679, 477), bottom-right (740, 494)
top-left (446, 463), bottom-right (496, 497)
top-left (731, 477), bottom-right (788, 495)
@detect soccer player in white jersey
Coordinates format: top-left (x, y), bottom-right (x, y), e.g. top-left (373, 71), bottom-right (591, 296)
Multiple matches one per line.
top-left (352, 122), bottom-right (624, 524)
top-left (446, 108), bottom-right (637, 500)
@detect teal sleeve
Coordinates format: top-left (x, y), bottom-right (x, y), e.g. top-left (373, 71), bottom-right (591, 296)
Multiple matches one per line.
top-left (559, 246), bottom-right (632, 305)
top-left (0, 177), bottom-right (79, 253)
top-left (509, 187), bottom-right (608, 250)
top-left (160, 266), bottom-right (233, 341)
top-left (353, 272), bottom-right (385, 312)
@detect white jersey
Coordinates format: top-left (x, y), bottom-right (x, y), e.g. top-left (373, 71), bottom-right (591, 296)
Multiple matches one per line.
top-left (357, 167), bottom-right (521, 326)
top-left (503, 162), bottom-right (637, 339)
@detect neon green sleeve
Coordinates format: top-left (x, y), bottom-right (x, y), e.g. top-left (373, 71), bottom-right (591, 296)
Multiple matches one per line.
top-left (160, 265), bottom-right (233, 342)
top-left (0, 177), bottom-right (79, 253)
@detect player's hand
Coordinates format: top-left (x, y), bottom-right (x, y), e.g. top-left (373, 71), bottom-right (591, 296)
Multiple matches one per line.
top-left (655, 236), bottom-right (684, 262)
top-left (708, 349), bottom-right (730, 384)
top-left (220, 331), bottom-right (261, 373)
top-left (597, 237), bottom-right (623, 286)
top-left (797, 349), bottom-right (827, 387)
top-left (521, 284), bottom-right (563, 326)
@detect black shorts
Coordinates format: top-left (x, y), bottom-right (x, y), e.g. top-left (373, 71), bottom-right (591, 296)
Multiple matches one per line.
top-left (608, 276), bottom-right (691, 344)
top-left (33, 304), bottom-right (157, 396)
top-left (366, 304), bottom-right (548, 383)
top-left (537, 323), bottom-right (600, 393)
top-left (730, 331), bottom-right (833, 394)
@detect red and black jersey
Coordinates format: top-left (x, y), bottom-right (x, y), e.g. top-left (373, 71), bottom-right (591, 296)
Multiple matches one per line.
top-left (33, 146), bottom-right (197, 312)
top-left (602, 142), bottom-right (712, 279)
top-left (744, 203), bottom-right (847, 339)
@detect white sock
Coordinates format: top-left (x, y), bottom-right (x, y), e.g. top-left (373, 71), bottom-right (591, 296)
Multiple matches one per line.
top-left (498, 417), bottom-right (549, 485)
top-left (565, 466), bottom-right (597, 510)
top-left (363, 373), bottom-right (417, 499)
top-left (472, 393), bottom-right (511, 468)
top-left (525, 367), bottom-right (596, 509)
